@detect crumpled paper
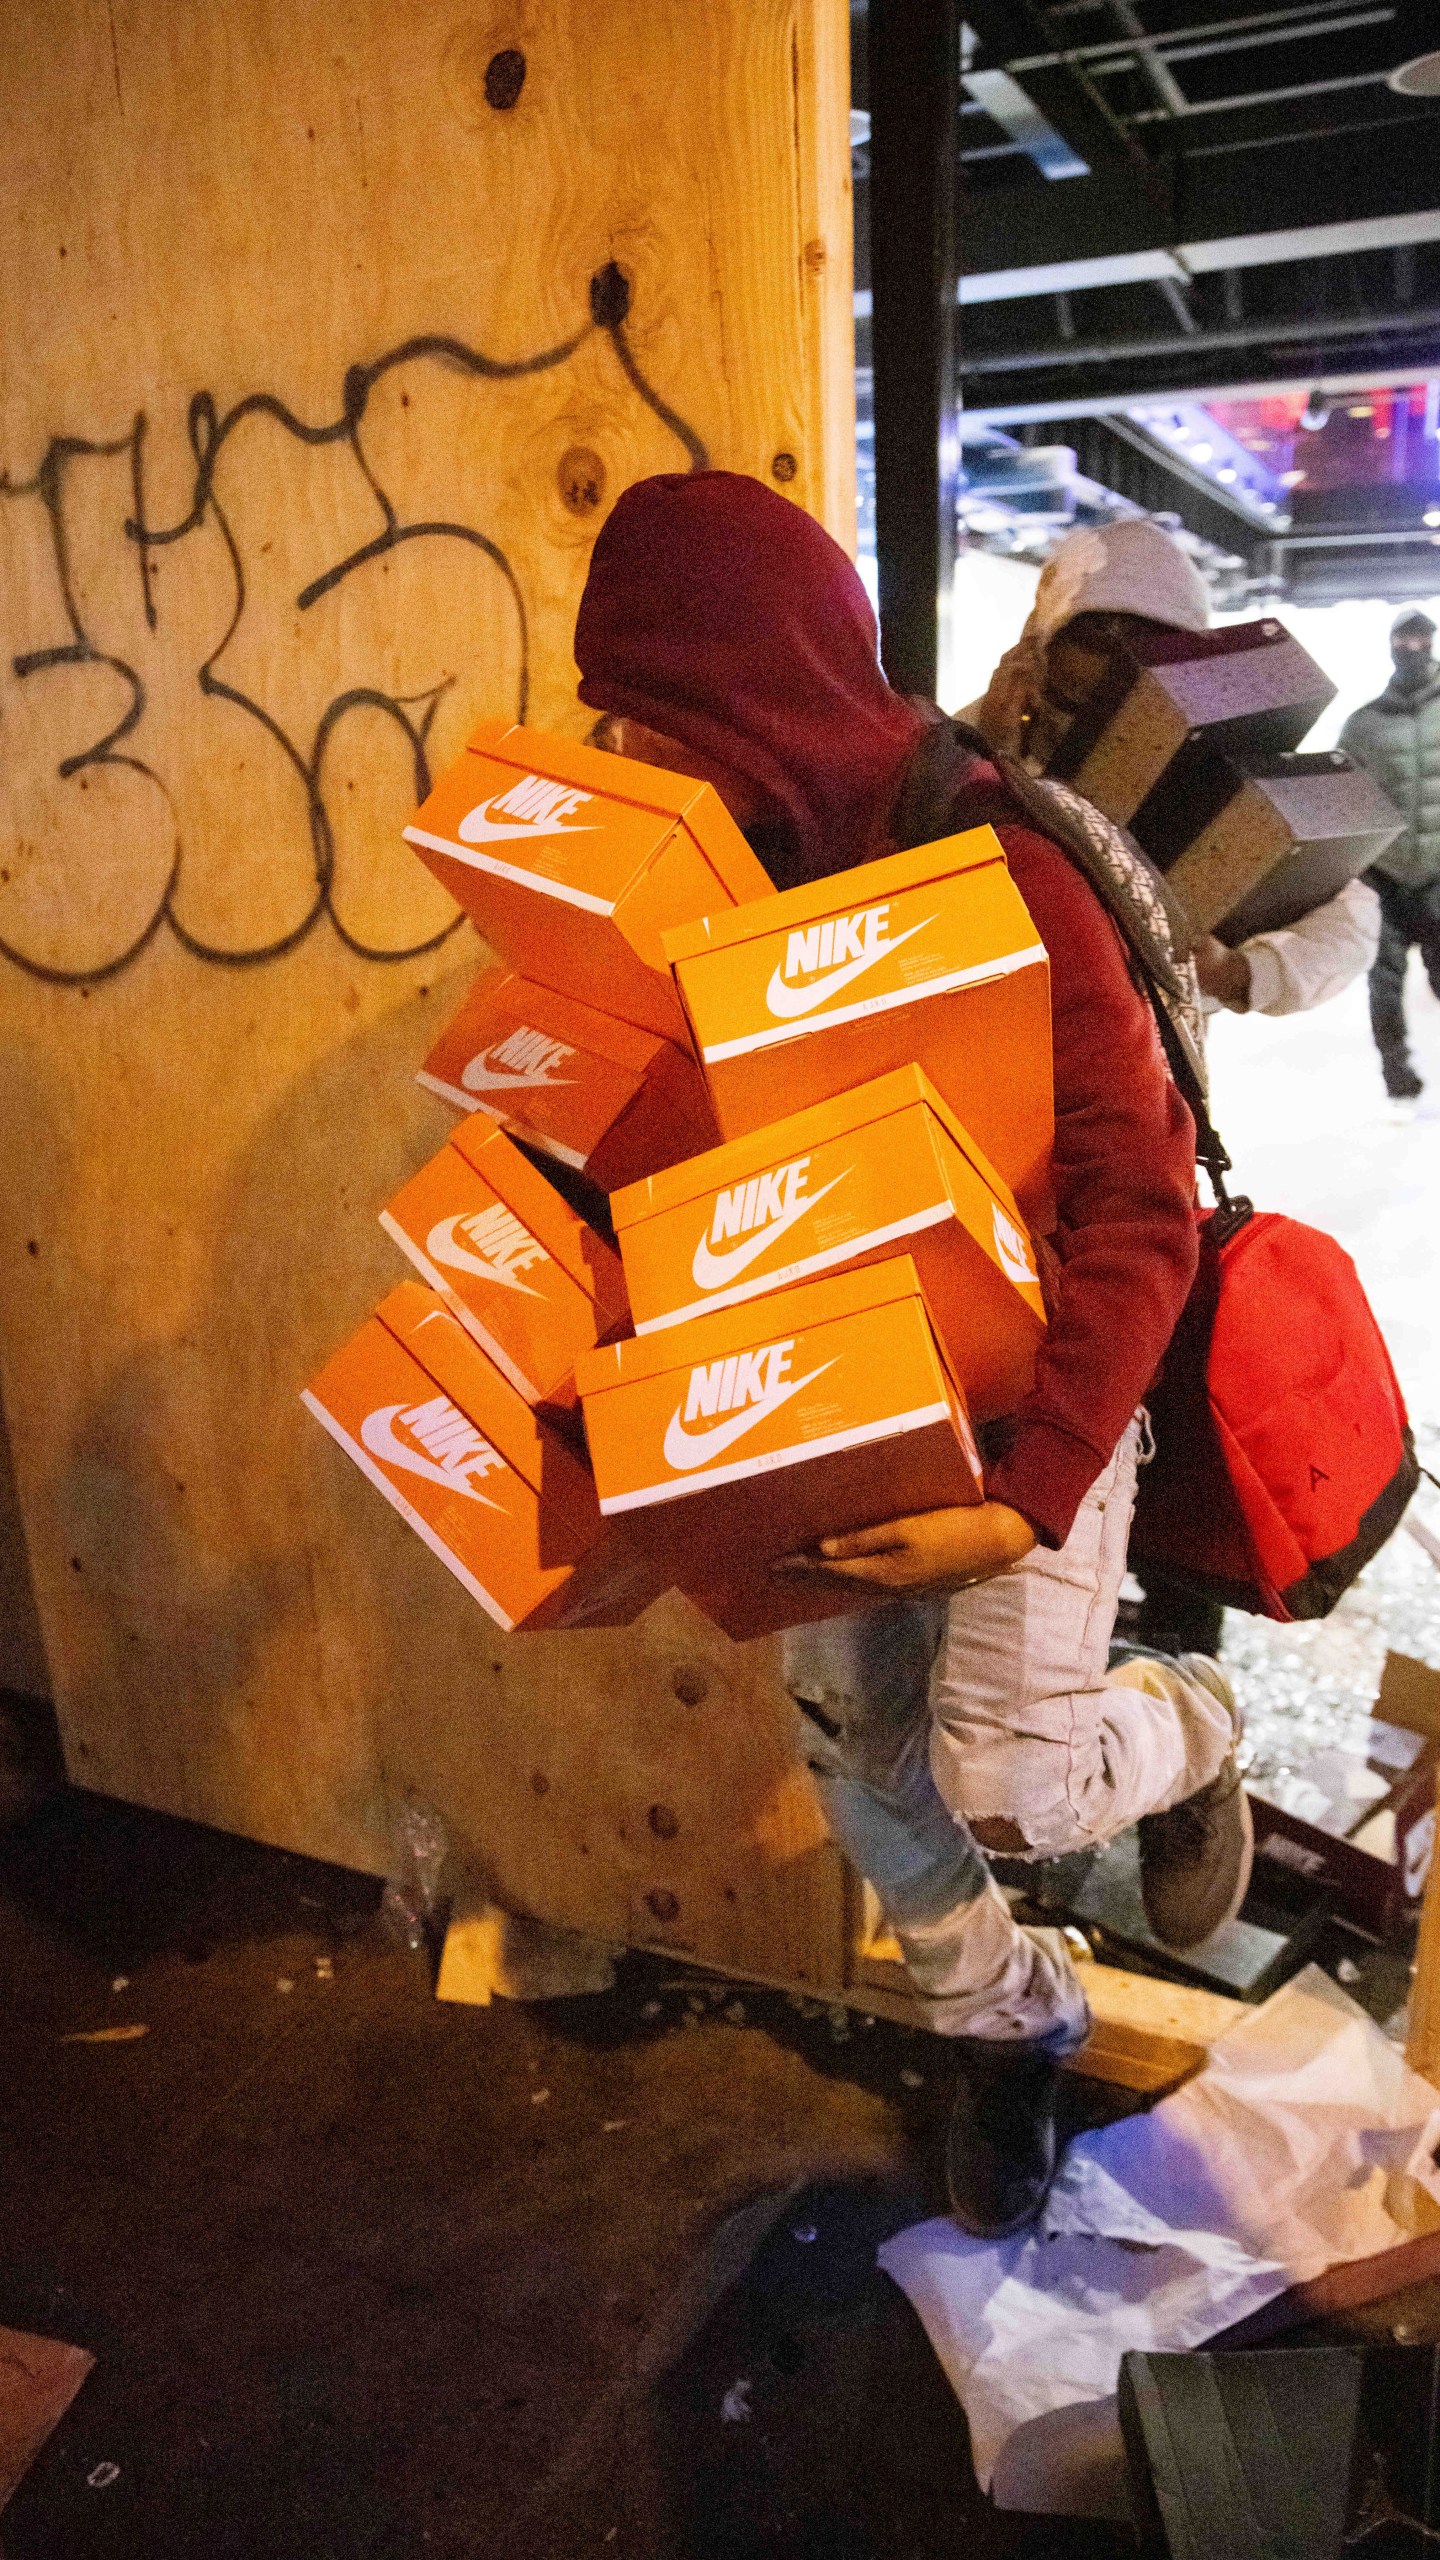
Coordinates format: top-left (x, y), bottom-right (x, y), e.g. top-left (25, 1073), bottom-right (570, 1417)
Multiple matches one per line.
top-left (878, 1968), bottom-right (1440, 2496)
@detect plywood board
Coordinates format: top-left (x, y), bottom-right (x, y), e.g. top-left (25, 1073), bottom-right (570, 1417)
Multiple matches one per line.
top-left (0, 0), bottom-right (855, 1985)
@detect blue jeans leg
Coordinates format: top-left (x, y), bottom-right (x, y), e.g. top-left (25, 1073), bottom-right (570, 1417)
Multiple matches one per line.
top-left (784, 1601), bottom-right (1089, 2051)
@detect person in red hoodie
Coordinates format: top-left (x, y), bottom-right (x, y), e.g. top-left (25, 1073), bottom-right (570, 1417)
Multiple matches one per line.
top-left (574, 471), bottom-right (1248, 2236)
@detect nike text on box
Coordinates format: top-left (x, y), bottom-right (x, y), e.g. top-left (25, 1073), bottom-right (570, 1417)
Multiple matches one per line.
top-left (380, 1118), bottom-right (629, 1422)
top-left (662, 826), bottom-right (1054, 1223)
top-left (303, 1281), bottom-right (665, 1633)
top-left (610, 1064), bottom-right (1045, 1421)
top-left (403, 719), bottom-right (774, 1043)
top-left (574, 1256), bottom-right (985, 1642)
top-left (418, 963), bottom-right (719, 1194)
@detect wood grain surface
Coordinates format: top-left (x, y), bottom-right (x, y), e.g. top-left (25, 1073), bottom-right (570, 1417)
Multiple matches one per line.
top-left (0, 0), bottom-right (856, 1987)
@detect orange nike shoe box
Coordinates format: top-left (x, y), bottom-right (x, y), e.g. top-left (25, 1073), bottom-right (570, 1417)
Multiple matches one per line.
top-left (663, 828), bottom-right (1054, 1222)
top-left (610, 1066), bottom-right (1046, 1423)
top-left (403, 720), bottom-right (774, 1044)
top-left (417, 964), bottom-right (720, 1193)
top-left (574, 1256), bottom-right (985, 1642)
top-left (303, 1282), bottom-right (666, 1633)
top-left (380, 1118), bottom-right (629, 1423)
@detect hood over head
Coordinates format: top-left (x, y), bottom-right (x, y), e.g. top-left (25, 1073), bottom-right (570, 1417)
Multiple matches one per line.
top-left (1024, 519), bottom-right (1212, 647)
top-left (574, 470), bottom-right (925, 886)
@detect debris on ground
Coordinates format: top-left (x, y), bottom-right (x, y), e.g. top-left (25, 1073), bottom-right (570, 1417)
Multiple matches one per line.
top-left (720, 2377), bottom-right (753, 2424)
top-left (0, 2326), bottom-right (95, 2510)
top-left (880, 1968), bottom-right (1440, 2512)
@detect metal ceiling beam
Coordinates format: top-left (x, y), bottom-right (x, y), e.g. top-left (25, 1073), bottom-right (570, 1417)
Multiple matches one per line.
top-left (952, 205), bottom-right (1440, 303)
top-left (1070, 411), bottom-right (1277, 529)
top-left (1004, 0), bottom-right (1394, 74)
top-left (961, 297), bottom-right (1440, 373)
top-left (948, 112), bottom-right (1440, 293)
top-left (967, 356), bottom-right (1440, 424)
top-left (1128, 64), bottom-right (1390, 120)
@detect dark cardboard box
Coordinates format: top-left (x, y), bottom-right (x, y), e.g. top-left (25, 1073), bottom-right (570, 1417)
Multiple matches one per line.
top-left (1043, 616), bottom-right (1335, 825)
top-left (1119, 2344), bottom-right (1440, 2557)
top-left (1247, 1653), bottom-right (1439, 1938)
top-left (1130, 745), bottom-right (1403, 939)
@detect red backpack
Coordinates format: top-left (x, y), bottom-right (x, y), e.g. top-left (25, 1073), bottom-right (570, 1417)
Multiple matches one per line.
top-left (1129, 1196), bottom-right (1418, 1621)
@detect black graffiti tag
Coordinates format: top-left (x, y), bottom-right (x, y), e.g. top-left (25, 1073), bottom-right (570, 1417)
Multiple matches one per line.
top-left (0, 264), bottom-right (707, 985)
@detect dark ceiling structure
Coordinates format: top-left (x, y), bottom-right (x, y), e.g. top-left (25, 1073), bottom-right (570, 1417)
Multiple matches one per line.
top-left (856, 0), bottom-right (1440, 686)
top-left (954, 0), bottom-right (1440, 418)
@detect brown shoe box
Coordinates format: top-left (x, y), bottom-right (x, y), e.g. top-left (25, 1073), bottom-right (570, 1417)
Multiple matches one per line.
top-left (1129, 746), bottom-right (1404, 940)
top-left (1043, 615), bottom-right (1336, 825)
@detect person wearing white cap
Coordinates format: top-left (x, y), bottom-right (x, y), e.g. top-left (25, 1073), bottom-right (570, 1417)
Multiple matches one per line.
top-left (969, 519), bottom-right (1380, 1019)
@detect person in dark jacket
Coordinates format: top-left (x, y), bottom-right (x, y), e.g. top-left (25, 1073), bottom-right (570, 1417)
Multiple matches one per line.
top-left (574, 472), bottom-right (1249, 2239)
top-left (1340, 610), bottom-right (1440, 1101)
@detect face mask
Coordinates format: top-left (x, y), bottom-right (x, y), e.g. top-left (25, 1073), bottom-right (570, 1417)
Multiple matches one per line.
top-left (1392, 639), bottom-right (1435, 691)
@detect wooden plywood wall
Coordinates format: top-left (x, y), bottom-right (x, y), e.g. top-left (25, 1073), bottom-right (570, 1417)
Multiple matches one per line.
top-left (0, 0), bottom-right (855, 1979)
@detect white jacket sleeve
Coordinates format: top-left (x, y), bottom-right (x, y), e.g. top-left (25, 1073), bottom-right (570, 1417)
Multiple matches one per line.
top-left (1240, 878), bottom-right (1381, 1015)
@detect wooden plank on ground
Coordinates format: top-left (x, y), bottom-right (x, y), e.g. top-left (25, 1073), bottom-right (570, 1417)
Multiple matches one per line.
top-left (852, 1921), bottom-right (1246, 2095)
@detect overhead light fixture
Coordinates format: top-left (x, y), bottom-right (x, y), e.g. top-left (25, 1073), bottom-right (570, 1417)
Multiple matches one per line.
top-left (1280, 468), bottom-right (1307, 487)
top-left (1216, 467), bottom-right (1237, 484)
top-left (1425, 507), bottom-right (1440, 528)
top-left (1389, 50), bottom-right (1440, 96)
top-left (1190, 442), bottom-right (1213, 463)
top-left (1300, 390), bottom-right (1330, 433)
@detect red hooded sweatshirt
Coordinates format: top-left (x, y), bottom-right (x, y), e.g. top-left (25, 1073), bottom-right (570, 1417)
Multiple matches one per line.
top-left (575, 472), bottom-right (1198, 1549)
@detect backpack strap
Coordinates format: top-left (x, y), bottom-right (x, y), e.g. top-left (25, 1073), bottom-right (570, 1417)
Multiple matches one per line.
top-left (890, 714), bottom-right (1251, 1230)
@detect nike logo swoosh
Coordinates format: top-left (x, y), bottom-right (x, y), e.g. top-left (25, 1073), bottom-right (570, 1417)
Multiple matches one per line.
top-left (457, 794), bottom-right (596, 847)
top-left (992, 1206), bottom-right (1038, 1289)
top-left (661, 1362), bottom-right (833, 1472)
top-left (690, 1170), bottom-right (850, 1291)
top-left (764, 916), bottom-right (936, 1020)
top-left (359, 1405), bottom-right (504, 1505)
top-left (426, 1216), bottom-right (543, 1297)
top-left (461, 1053), bottom-right (572, 1094)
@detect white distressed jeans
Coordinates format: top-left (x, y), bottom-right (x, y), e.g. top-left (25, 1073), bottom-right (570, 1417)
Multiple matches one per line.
top-left (782, 1419), bottom-right (1235, 2051)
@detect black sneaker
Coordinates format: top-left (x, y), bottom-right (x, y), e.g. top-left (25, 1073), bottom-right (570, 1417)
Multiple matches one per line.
top-left (944, 2036), bottom-right (1063, 2239)
top-left (1137, 1657), bottom-right (1253, 1952)
top-left (1384, 1057), bottom-right (1424, 1101)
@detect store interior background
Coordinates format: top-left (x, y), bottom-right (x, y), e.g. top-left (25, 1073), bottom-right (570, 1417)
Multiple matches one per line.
top-left (881, 402), bottom-right (1440, 1730)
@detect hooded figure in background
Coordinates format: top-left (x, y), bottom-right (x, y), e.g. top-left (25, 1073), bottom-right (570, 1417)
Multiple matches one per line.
top-left (1339, 609), bottom-right (1440, 1103)
top-left (574, 472), bottom-right (1246, 2243)
top-left (971, 519), bottom-right (1381, 1024)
